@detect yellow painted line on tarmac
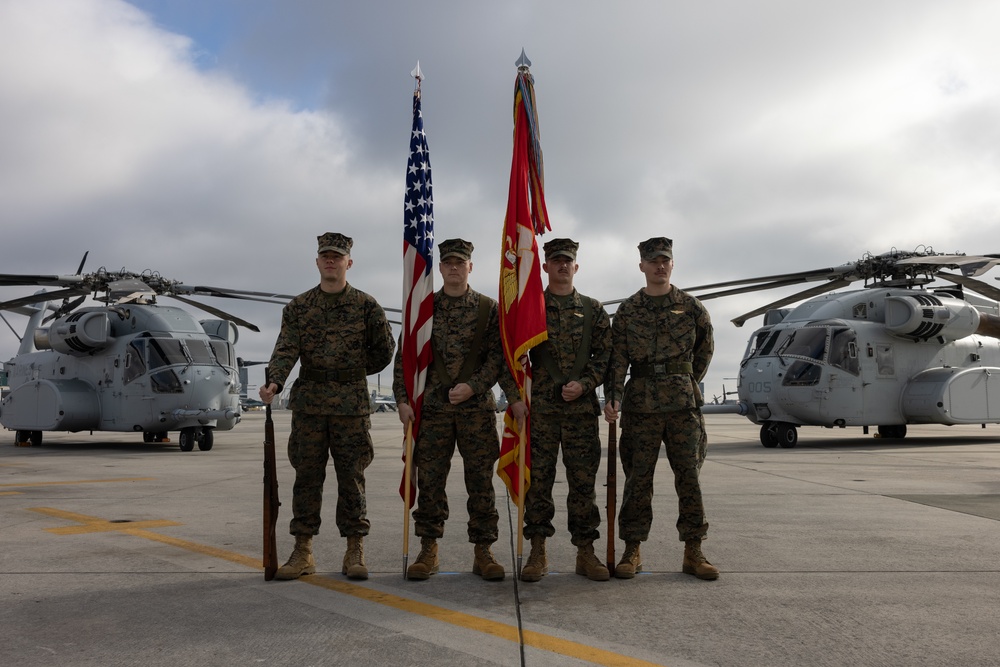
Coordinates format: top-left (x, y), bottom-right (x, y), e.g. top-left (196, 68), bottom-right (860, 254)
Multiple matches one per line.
top-left (302, 574), bottom-right (664, 667)
top-left (0, 477), bottom-right (154, 489)
top-left (28, 507), bottom-right (261, 569)
top-left (32, 507), bottom-right (182, 535)
top-left (30, 506), bottom-right (662, 667)
top-left (0, 491), bottom-right (22, 496)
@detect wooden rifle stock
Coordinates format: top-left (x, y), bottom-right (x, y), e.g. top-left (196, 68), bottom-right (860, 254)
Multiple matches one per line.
top-left (263, 368), bottom-right (280, 581)
top-left (606, 416), bottom-right (617, 572)
top-left (606, 382), bottom-right (618, 572)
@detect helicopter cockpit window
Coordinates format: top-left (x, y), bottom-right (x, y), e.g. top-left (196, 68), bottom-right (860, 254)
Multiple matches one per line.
top-left (150, 370), bottom-right (183, 394)
top-left (755, 330), bottom-right (784, 357)
top-left (783, 360), bottom-right (822, 386)
top-left (828, 328), bottom-right (859, 375)
top-left (123, 339), bottom-right (147, 385)
top-left (210, 341), bottom-right (235, 368)
top-left (147, 338), bottom-right (188, 369)
top-left (777, 328), bottom-right (827, 361)
top-left (185, 339), bottom-right (215, 365)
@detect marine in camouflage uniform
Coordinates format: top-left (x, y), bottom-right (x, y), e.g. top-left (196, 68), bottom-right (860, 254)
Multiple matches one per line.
top-left (604, 237), bottom-right (720, 581)
top-left (519, 238), bottom-right (612, 583)
top-left (261, 232), bottom-right (395, 581)
top-left (394, 238), bottom-right (521, 581)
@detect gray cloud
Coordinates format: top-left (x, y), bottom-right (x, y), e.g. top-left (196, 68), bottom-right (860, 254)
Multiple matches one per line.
top-left (3, 0), bottom-right (1000, 397)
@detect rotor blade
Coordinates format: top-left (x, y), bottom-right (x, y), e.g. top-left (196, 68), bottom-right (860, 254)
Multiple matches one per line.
top-left (896, 255), bottom-right (1000, 278)
top-left (0, 287), bottom-right (89, 311)
top-left (601, 274), bottom-right (852, 308)
top-left (166, 294), bottom-right (260, 332)
top-left (75, 251), bottom-right (89, 275)
top-left (42, 295), bottom-right (87, 323)
top-left (0, 274), bottom-right (86, 288)
top-left (682, 263), bottom-right (856, 293)
top-left (692, 277), bottom-right (837, 301)
top-left (730, 279), bottom-right (853, 327)
top-left (935, 273), bottom-right (1000, 303)
top-left (177, 285), bottom-right (296, 303)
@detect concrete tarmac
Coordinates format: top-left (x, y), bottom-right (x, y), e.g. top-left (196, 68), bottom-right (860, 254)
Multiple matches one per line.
top-left (2, 412), bottom-right (999, 667)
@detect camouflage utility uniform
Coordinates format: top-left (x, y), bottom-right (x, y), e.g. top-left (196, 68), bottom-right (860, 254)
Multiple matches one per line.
top-left (269, 283), bottom-right (395, 538)
top-left (525, 288), bottom-right (611, 546)
top-left (393, 288), bottom-right (519, 544)
top-left (607, 285), bottom-right (714, 544)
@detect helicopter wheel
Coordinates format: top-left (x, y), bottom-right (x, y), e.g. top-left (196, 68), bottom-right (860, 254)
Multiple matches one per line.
top-left (178, 429), bottom-right (196, 452)
top-left (776, 423), bottom-right (798, 448)
top-left (760, 424), bottom-right (779, 448)
top-left (197, 429), bottom-right (214, 451)
top-left (143, 431), bottom-right (155, 443)
top-left (15, 430), bottom-right (31, 446)
top-left (29, 431), bottom-right (43, 447)
top-left (877, 424), bottom-right (907, 439)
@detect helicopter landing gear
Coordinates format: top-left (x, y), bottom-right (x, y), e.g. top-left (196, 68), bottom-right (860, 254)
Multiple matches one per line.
top-left (14, 430), bottom-right (42, 447)
top-left (198, 428), bottom-right (214, 451)
top-left (776, 423), bottom-right (798, 448)
top-left (760, 424), bottom-right (779, 448)
top-left (877, 424), bottom-right (907, 439)
top-left (143, 431), bottom-right (171, 444)
top-left (760, 422), bottom-right (798, 448)
top-left (178, 427), bottom-right (213, 452)
top-left (179, 428), bottom-right (196, 452)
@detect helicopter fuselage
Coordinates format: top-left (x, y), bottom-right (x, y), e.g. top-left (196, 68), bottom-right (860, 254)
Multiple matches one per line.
top-left (1, 303), bottom-right (241, 441)
top-left (736, 287), bottom-right (1000, 445)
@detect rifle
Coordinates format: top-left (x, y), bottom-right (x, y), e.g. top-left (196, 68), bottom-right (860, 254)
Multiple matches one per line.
top-left (263, 368), bottom-right (280, 581)
top-left (606, 375), bottom-right (617, 573)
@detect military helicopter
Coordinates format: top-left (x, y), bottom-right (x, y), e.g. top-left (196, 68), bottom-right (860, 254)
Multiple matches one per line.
top-left (687, 247), bottom-right (1000, 447)
top-left (0, 257), bottom-right (292, 451)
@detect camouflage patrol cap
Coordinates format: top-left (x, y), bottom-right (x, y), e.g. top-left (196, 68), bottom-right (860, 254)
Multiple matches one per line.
top-left (439, 238), bottom-right (474, 260)
top-left (543, 238), bottom-right (579, 260)
top-left (638, 237), bottom-right (673, 260)
top-left (317, 232), bottom-right (352, 255)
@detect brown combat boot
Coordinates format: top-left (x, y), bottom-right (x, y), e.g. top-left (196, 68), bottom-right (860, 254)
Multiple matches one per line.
top-left (472, 543), bottom-right (505, 581)
top-left (406, 537), bottom-right (439, 580)
top-left (342, 535), bottom-right (368, 580)
top-left (683, 539), bottom-right (720, 580)
top-left (614, 541), bottom-right (642, 579)
top-left (575, 542), bottom-right (610, 581)
top-left (275, 534), bottom-right (316, 580)
top-left (519, 536), bottom-right (547, 582)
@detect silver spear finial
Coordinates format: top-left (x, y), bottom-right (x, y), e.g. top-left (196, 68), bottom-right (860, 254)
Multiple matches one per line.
top-left (515, 48), bottom-right (531, 72)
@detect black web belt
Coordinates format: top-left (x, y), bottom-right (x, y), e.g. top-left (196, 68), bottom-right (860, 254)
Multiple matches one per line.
top-left (630, 361), bottom-right (693, 378)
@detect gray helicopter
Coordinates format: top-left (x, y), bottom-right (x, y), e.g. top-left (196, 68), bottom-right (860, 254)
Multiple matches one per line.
top-left (687, 247), bottom-right (1000, 447)
top-left (0, 257), bottom-right (292, 451)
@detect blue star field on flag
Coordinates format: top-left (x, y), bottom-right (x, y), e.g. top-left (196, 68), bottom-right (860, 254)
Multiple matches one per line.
top-left (404, 95), bottom-right (434, 265)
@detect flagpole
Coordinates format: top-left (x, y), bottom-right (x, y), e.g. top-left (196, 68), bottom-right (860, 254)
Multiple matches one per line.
top-left (516, 387), bottom-right (527, 572)
top-left (400, 60), bottom-right (432, 579)
top-left (498, 48), bottom-right (550, 580)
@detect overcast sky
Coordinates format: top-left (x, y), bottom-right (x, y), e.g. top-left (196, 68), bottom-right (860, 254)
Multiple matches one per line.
top-left (3, 0), bottom-right (1000, 398)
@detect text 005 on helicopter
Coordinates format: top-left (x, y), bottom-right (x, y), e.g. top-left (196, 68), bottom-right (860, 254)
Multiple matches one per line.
top-left (0, 256), bottom-right (292, 451)
top-left (691, 247), bottom-right (1000, 448)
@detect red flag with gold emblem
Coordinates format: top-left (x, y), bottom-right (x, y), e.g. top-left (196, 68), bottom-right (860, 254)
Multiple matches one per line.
top-left (497, 55), bottom-right (550, 498)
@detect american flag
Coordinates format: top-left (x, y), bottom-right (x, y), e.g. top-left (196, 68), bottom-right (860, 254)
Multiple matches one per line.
top-left (399, 81), bottom-right (434, 507)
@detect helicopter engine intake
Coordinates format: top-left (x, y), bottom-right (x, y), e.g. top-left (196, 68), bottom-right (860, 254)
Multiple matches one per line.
top-left (884, 295), bottom-right (979, 343)
top-left (33, 310), bottom-right (112, 355)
